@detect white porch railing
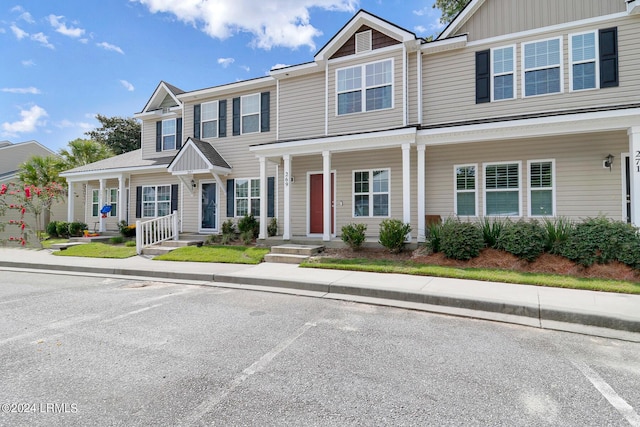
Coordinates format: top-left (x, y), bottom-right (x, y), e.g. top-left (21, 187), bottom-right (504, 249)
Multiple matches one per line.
top-left (136, 210), bottom-right (179, 255)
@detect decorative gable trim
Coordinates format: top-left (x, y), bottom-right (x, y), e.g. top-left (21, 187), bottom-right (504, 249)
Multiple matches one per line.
top-left (137, 81), bottom-right (184, 115)
top-left (438, 0), bottom-right (486, 40)
top-left (168, 137), bottom-right (231, 175)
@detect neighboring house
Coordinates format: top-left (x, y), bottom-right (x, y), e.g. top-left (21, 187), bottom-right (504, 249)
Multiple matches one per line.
top-left (60, 1), bottom-right (640, 245)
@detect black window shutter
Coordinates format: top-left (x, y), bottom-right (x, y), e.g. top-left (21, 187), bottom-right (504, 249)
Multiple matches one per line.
top-left (135, 186), bottom-right (142, 218)
top-left (226, 179), bottom-right (235, 217)
top-left (219, 99), bottom-right (227, 137)
top-left (475, 50), bottom-right (491, 104)
top-left (155, 121), bottom-right (162, 152)
top-left (176, 118), bottom-right (182, 150)
top-left (599, 27), bottom-right (619, 88)
top-left (232, 97), bottom-right (240, 136)
top-left (267, 176), bottom-right (275, 218)
top-left (194, 104), bottom-right (201, 139)
top-left (261, 92), bottom-right (270, 132)
top-left (171, 184), bottom-right (178, 212)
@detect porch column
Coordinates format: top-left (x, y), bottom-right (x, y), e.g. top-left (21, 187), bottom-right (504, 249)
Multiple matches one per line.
top-left (629, 127), bottom-right (640, 226)
top-left (283, 154), bottom-right (291, 240)
top-left (402, 143), bottom-right (411, 241)
top-left (67, 181), bottom-right (75, 222)
top-left (322, 150), bottom-right (331, 241)
top-left (118, 175), bottom-right (126, 223)
top-left (98, 178), bottom-right (105, 232)
top-left (258, 156), bottom-right (267, 240)
top-left (417, 145), bottom-right (426, 242)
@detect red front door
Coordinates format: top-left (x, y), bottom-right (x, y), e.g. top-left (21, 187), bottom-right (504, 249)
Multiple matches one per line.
top-left (309, 173), bottom-right (334, 234)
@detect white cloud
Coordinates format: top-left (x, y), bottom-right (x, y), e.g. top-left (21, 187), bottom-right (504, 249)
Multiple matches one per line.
top-left (413, 7), bottom-right (429, 16)
top-left (55, 120), bottom-right (93, 131)
top-left (240, 65), bottom-right (250, 72)
top-left (31, 32), bottom-right (55, 49)
top-left (217, 57), bottom-right (235, 68)
top-left (1, 87), bottom-right (41, 94)
top-left (97, 41), bottom-right (124, 54)
top-left (22, 59), bottom-right (35, 67)
top-left (18, 11), bottom-right (35, 24)
top-left (271, 63), bottom-right (289, 70)
top-left (414, 25), bottom-right (427, 34)
top-left (133, 0), bottom-right (358, 50)
top-left (10, 23), bottom-right (28, 40)
top-left (119, 80), bottom-right (135, 91)
top-left (48, 15), bottom-right (86, 38)
top-left (1, 105), bottom-right (48, 135)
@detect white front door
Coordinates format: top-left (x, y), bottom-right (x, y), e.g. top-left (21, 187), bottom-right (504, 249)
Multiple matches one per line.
top-left (200, 181), bottom-right (218, 232)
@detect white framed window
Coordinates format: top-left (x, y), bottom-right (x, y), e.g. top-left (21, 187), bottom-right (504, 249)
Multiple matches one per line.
top-left (528, 159), bottom-right (555, 217)
top-left (241, 94), bottom-right (260, 134)
top-left (484, 161), bottom-right (521, 217)
top-left (162, 119), bottom-right (176, 150)
top-left (91, 189), bottom-right (99, 217)
top-left (201, 101), bottom-right (218, 138)
top-left (522, 37), bottom-right (562, 97)
top-left (569, 31), bottom-right (598, 91)
top-left (142, 185), bottom-right (171, 218)
top-left (353, 169), bottom-right (390, 217)
top-left (337, 59), bottom-right (393, 115)
top-left (492, 45), bottom-right (515, 101)
top-left (235, 178), bottom-right (260, 217)
top-left (454, 164), bottom-right (477, 216)
top-left (107, 188), bottom-right (118, 217)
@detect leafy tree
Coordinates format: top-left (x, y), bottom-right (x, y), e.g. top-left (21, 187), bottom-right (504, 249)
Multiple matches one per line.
top-left (85, 114), bottom-right (141, 155)
top-left (433, 0), bottom-right (469, 25)
top-left (16, 157), bottom-right (65, 231)
top-left (58, 138), bottom-right (114, 170)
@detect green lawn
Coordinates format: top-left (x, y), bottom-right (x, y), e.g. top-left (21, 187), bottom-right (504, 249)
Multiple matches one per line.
top-left (40, 238), bottom-right (69, 249)
top-left (53, 242), bottom-right (136, 259)
top-left (301, 258), bottom-right (640, 295)
top-left (153, 245), bottom-right (269, 264)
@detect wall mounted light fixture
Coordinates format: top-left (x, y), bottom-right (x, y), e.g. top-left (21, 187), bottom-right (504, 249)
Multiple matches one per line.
top-left (603, 154), bottom-right (614, 171)
top-left (191, 179), bottom-right (197, 188)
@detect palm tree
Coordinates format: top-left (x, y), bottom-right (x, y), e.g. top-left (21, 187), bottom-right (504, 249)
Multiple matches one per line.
top-left (58, 138), bottom-right (114, 170)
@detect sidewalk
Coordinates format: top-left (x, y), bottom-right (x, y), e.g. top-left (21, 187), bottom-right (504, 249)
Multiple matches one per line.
top-left (0, 248), bottom-right (639, 342)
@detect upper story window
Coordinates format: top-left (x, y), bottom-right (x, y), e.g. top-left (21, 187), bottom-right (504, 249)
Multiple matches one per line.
top-left (337, 59), bottom-right (393, 115)
top-left (241, 94), bottom-right (260, 134)
top-left (201, 101), bottom-right (219, 138)
top-left (232, 92), bottom-right (269, 136)
top-left (162, 119), bottom-right (176, 150)
top-left (570, 31), bottom-right (597, 91)
top-left (492, 46), bottom-right (515, 100)
top-left (523, 37), bottom-right (562, 97)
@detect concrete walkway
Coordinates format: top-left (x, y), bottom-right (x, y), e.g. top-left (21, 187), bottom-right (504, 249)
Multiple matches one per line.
top-left (0, 247), bottom-right (639, 342)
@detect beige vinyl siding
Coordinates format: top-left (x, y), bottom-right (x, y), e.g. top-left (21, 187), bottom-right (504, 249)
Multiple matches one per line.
top-left (424, 131), bottom-right (628, 221)
top-left (172, 146), bottom-right (209, 171)
top-left (457, 0), bottom-right (625, 41)
top-left (279, 73), bottom-right (326, 140)
top-left (140, 115), bottom-right (183, 160)
top-left (328, 48), bottom-right (405, 135)
top-left (288, 148), bottom-right (410, 238)
top-left (423, 15), bottom-right (640, 125)
top-left (85, 179), bottom-right (125, 231)
top-left (407, 51), bottom-right (419, 125)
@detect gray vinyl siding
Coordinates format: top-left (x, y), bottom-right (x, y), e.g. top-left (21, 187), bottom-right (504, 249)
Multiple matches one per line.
top-left (172, 146), bottom-right (208, 171)
top-left (424, 131), bottom-right (628, 221)
top-left (279, 73), bottom-right (326, 140)
top-left (456, 0), bottom-right (625, 41)
top-left (327, 48), bottom-right (405, 135)
top-left (287, 147), bottom-right (412, 238)
top-left (423, 15), bottom-right (640, 125)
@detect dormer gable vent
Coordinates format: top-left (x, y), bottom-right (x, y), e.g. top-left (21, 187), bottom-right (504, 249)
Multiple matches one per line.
top-left (355, 30), bottom-right (372, 54)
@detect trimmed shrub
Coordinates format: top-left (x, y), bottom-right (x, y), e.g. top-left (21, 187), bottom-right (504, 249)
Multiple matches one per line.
top-left (481, 217), bottom-right (506, 249)
top-left (268, 218), bottom-right (278, 237)
top-left (341, 223), bottom-right (367, 251)
top-left (496, 220), bottom-right (546, 262)
top-left (110, 236), bottom-right (125, 244)
top-left (425, 221), bottom-right (442, 253)
top-left (560, 217), bottom-right (640, 268)
top-left (125, 240), bottom-right (136, 247)
top-left (56, 221), bottom-right (69, 238)
top-left (378, 219), bottom-right (411, 253)
top-left (69, 222), bottom-right (88, 237)
top-left (46, 221), bottom-right (59, 238)
top-left (238, 214), bottom-right (259, 239)
top-left (542, 217), bottom-right (573, 254)
top-left (240, 230), bottom-right (254, 245)
top-left (440, 219), bottom-right (484, 260)
top-left (118, 220), bottom-right (136, 237)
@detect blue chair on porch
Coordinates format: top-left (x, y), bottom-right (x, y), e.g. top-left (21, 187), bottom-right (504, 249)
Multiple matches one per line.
top-left (100, 205), bottom-right (112, 218)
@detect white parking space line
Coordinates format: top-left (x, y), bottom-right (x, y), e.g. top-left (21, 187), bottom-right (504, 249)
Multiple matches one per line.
top-left (101, 304), bottom-right (164, 324)
top-left (572, 360), bottom-right (640, 427)
top-left (183, 321), bottom-right (317, 426)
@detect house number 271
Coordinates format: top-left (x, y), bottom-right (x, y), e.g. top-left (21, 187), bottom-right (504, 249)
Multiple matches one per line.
top-left (636, 151), bottom-right (640, 173)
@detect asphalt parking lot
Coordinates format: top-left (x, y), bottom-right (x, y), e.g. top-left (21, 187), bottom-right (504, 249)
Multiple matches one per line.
top-left (1, 270), bottom-right (639, 426)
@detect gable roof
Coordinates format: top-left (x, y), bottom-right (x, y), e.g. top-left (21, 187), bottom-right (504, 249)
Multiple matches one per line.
top-left (168, 137), bottom-right (231, 174)
top-left (314, 9), bottom-right (419, 62)
top-left (60, 149), bottom-right (174, 177)
top-left (437, 0), bottom-right (484, 40)
top-left (0, 140), bottom-right (56, 180)
top-left (137, 81), bottom-right (184, 115)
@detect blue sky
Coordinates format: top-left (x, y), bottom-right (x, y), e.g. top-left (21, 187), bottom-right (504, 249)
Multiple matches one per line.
top-left (1, 0), bottom-right (444, 152)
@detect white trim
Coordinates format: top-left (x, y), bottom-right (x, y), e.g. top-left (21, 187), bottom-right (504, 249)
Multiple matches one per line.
top-left (233, 177), bottom-right (261, 218)
top-left (335, 57), bottom-right (395, 117)
top-left (167, 138), bottom-right (232, 175)
top-left (568, 30), bottom-right (600, 92)
top-left (283, 155), bottom-right (291, 240)
top-left (454, 163), bottom-right (478, 218)
top-left (327, 44), bottom-right (402, 65)
top-left (306, 169), bottom-right (336, 238)
top-left (527, 159), bottom-right (556, 217)
top-left (483, 161), bottom-right (522, 218)
top-left (325, 62), bottom-right (329, 135)
top-left (622, 152), bottom-right (630, 223)
top-left (402, 43), bottom-right (407, 127)
top-left (438, 0), bottom-right (485, 40)
top-left (465, 12), bottom-right (626, 49)
top-left (490, 44), bottom-right (516, 102)
top-left (161, 118), bottom-right (177, 151)
top-left (417, 145), bottom-right (425, 242)
top-left (276, 79), bottom-right (280, 141)
top-left (240, 93), bottom-right (261, 135)
top-left (177, 76), bottom-right (274, 102)
top-left (141, 184), bottom-right (173, 218)
top-left (521, 36), bottom-right (564, 98)
top-left (270, 62), bottom-right (319, 79)
top-left (200, 100), bottom-right (219, 139)
top-left (198, 180), bottom-right (219, 233)
top-left (420, 35), bottom-right (468, 55)
top-left (417, 49), bottom-right (423, 124)
top-left (352, 168), bottom-right (391, 219)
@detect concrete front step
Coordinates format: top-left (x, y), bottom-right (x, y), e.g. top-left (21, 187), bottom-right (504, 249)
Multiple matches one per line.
top-left (263, 253), bottom-right (311, 264)
top-left (141, 246), bottom-right (177, 256)
top-left (269, 244), bottom-right (324, 256)
top-left (160, 240), bottom-right (203, 247)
